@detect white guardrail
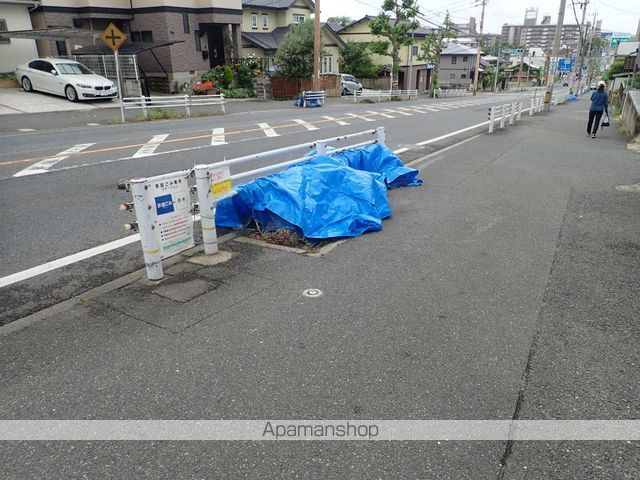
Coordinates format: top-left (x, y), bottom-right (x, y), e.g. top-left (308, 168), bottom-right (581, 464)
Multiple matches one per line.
top-left (354, 90), bottom-right (418, 103)
top-left (123, 94), bottom-right (226, 118)
top-left (118, 127), bottom-right (386, 280)
top-left (488, 97), bottom-right (547, 133)
top-left (302, 90), bottom-right (326, 107)
top-left (437, 88), bottom-right (470, 98)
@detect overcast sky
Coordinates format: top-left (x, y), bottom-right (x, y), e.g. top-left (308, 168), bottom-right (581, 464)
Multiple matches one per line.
top-left (320, 0), bottom-right (639, 36)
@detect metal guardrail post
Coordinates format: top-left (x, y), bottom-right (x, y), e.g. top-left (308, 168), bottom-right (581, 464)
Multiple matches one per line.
top-left (220, 94), bottom-right (226, 114)
top-left (530, 99), bottom-right (534, 116)
top-left (130, 178), bottom-right (164, 280)
top-left (353, 90), bottom-right (357, 103)
top-left (140, 95), bottom-right (148, 119)
top-left (194, 165), bottom-right (219, 255)
top-left (488, 106), bottom-right (495, 133)
top-left (316, 140), bottom-right (327, 155)
top-left (500, 105), bottom-right (506, 129)
top-left (184, 95), bottom-right (191, 117)
top-left (375, 127), bottom-right (386, 146)
top-left (509, 103), bottom-right (515, 125)
top-left (517, 101), bottom-right (522, 121)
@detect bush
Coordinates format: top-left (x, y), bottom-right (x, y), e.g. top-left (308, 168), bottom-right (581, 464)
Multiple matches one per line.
top-left (219, 88), bottom-right (255, 98)
top-left (223, 66), bottom-right (234, 88)
top-left (201, 66), bottom-right (225, 86)
top-left (193, 81), bottom-right (215, 95)
top-left (236, 62), bottom-right (257, 89)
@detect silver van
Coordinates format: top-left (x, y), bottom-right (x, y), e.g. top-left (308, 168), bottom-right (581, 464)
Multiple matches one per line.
top-left (340, 74), bottom-right (363, 95)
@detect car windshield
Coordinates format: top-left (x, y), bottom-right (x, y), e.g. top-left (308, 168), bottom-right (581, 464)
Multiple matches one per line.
top-left (55, 63), bottom-right (93, 75)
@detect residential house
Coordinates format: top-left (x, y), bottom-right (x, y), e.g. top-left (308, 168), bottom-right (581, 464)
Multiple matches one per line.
top-left (438, 43), bottom-right (481, 88)
top-left (26, 0), bottom-right (244, 91)
top-left (240, 0), bottom-right (344, 74)
top-left (335, 15), bottom-right (432, 92)
top-left (0, 0), bottom-right (39, 72)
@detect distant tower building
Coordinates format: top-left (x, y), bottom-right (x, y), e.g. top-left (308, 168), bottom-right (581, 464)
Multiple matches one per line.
top-left (524, 7), bottom-right (538, 26)
top-left (541, 15), bottom-right (551, 25)
top-left (635, 18), bottom-right (640, 40)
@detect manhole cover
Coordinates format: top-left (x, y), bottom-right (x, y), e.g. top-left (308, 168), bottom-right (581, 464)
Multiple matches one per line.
top-left (615, 184), bottom-right (640, 193)
top-left (302, 288), bottom-right (323, 298)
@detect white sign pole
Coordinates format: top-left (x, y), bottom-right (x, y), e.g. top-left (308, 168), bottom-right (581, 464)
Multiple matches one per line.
top-left (130, 179), bottom-right (164, 280)
top-left (114, 48), bottom-right (125, 123)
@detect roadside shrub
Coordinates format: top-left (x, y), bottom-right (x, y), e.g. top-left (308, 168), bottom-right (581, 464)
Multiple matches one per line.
top-left (143, 107), bottom-right (183, 121)
top-left (236, 62), bottom-right (257, 89)
top-left (219, 87), bottom-right (255, 98)
top-left (201, 66), bottom-right (225, 86)
top-left (223, 66), bottom-right (234, 88)
top-left (193, 81), bottom-right (215, 95)
top-left (390, 96), bottom-right (402, 101)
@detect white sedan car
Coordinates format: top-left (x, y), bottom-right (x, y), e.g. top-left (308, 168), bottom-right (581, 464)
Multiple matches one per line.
top-left (15, 58), bottom-right (118, 102)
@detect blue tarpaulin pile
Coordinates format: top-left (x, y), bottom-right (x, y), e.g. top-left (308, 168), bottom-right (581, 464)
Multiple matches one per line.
top-left (215, 143), bottom-right (421, 239)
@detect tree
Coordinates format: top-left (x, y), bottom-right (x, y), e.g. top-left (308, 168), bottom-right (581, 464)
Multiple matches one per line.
top-left (339, 41), bottom-right (380, 78)
top-left (274, 21), bottom-right (319, 78)
top-left (327, 16), bottom-right (352, 27)
top-left (418, 12), bottom-right (457, 96)
top-left (369, 0), bottom-right (419, 90)
top-left (603, 58), bottom-right (624, 81)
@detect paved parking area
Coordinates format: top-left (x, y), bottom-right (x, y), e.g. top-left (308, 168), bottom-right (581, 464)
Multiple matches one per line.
top-left (0, 88), bottom-right (116, 115)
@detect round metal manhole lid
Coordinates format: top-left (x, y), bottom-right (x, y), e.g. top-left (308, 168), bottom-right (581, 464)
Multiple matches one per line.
top-left (302, 288), bottom-right (323, 298)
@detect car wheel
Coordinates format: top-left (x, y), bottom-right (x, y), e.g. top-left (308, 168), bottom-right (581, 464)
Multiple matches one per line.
top-left (342, 87), bottom-right (348, 96)
top-left (65, 85), bottom-right (78, 102)
top-left (21, 76), bottom-right (33, 92)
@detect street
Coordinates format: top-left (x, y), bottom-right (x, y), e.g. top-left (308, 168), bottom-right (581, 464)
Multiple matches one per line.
top-left (1, 94), bottom-right (638, 479)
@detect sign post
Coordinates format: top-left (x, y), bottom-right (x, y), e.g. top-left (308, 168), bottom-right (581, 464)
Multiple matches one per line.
top-left (100, 23), bottom-right (127, 123)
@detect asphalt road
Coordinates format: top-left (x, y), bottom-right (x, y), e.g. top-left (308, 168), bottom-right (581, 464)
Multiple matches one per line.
top-left (0, 92), bottom-right (537, 324)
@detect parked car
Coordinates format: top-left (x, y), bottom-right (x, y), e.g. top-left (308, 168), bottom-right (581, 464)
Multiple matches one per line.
top-left (589, 83), bottom-right (598, 90)
top-left (15, 58), bottom-right (117, 102)
top-left (340, 74), bottom-right (363, 96)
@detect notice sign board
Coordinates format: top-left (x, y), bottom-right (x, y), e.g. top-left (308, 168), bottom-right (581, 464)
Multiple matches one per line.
top-left (557, 58), bottom-right (573, 72)
top-left (148, 175), bottom-right (194, 259)
top-left (210, 166), bottom-right (232, 199)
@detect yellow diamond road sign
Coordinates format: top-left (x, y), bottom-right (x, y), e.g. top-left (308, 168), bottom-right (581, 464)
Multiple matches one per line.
top-left (101, 23), bottom-right (127, 52)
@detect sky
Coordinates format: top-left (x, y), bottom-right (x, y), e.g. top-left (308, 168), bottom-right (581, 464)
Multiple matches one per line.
top-left (319, 0), bottom-right (639, 36)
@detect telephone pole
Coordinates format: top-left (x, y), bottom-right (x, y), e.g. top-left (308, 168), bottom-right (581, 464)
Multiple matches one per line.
top-left (575, 0), bottom-right (589, 94)
top-left (313, 0), bottom-right (321, 90)
top-left (472, 0), bottom-right (487, 96)
top-left (544, 0), bottom-right (567, 111)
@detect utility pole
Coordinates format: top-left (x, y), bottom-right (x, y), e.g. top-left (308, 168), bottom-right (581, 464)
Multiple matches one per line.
top-left (493, 48), bottom-right (500, 94)
top-left (575, 0), bottom-right (588, 94)
top-left (313, 0), bottom-right (321, 90)
top-left (517, 48), bottom-right (525, 90)
top-left (584, 12), bottom-right (597, 87)
top-left (472, 0), bottom-right (487, 96)
top-left (544, 0), bottom-right (567, 111)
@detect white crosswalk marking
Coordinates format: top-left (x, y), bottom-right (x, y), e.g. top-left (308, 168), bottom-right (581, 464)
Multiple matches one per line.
top-left (258, 122), bottom-right (279, 137)
top-left (13, 143), bottom-right (96, 177)
top-left (132, 134), bottom-right (169, 158)
top-left (369, 110), bottom-right (395, 119)
top-left (322, 115), bottom-right (349, 126)
top-left (346, 113), bottom-right (375, 122)
top-left (293, 118), bottom-right (319, 130)
top-left (210, 127), bottom-right (226, 146)
top-left (387, 108), bottom-right (411, 116)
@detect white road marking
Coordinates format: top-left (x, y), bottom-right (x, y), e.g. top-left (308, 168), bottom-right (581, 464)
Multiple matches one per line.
top-left (369, 110), bottom-right (395, 119)
top-left (416, 120), bottom-right (489, 146)
top-left (211, 127), bottom-right (226, 146)
top-left (387, 108), bottom-right (411, 116)
top-left (13, 143), bottom-right (96, 177)
top-left (86, 123), bottom-right (100, 126)
top-left (346, 113), bottom-right (375, 122)
top-left (322, 115), bottom-right (349, 126)
top-left (293, 118), bottom-right (319, 131)
top-left (132, 134), bottom-right (169, 158)
top-left (18, 128), bottom-right (36, 132)
top-left (258, 122), bottom-right (279, 137)
top-left (407, 134), bottom-right (483, 169)
top-left (393, 147), bottom-right (410, 154)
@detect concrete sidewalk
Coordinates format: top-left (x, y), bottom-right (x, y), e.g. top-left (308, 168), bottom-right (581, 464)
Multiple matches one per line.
top-left (1, 100), bottom-right (639, 479)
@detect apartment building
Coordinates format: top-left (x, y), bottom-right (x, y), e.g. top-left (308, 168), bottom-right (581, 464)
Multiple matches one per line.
top-left (29, 0), bottom-right (243, 90)
top-left (501, 22), bottom-right (583, 53)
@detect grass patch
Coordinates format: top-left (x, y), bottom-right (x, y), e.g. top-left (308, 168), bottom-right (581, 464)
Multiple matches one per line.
top-left (359, 99), bottom-right (376, 104)
top-left (138, 107), bottom-right (185, 121)
top-left (0, 72), bottom-right (16, 81)
top-left (390, 96), bottom-right (403, 101)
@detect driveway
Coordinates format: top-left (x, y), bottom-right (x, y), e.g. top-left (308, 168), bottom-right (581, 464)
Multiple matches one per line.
top-left (0, 88), bottom-right (116, 115)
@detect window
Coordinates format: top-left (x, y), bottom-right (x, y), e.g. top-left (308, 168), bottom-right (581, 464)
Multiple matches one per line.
top-left (462, 56), bottom-right (468, 62)
top-left (131, 30), bottom-right (153, 42)
top-left (412, 45), bottom-right (418, 56)
top-left (56, 40), bottom-right (68, 56)
top-left (251, 13), bottom-right (258, 29)
top-left (194, 30), bottom-right (201, 51)
top-left (451, 56), bottom-right (457, 64)
top-left (183, 13), bottom-right (190, 34)
top-left (450, 73), bottom-right (455, 79)
top-left (262, 14), bottom-right (269, 29)
top-left (293, 14), bottom-right (305, 23)
top-left (40, 61), bottom-right (54, 73)
top-left (0, 18), bottom-right (9, 44)
top-left (461, 73), bottom-right (466, 79)
top-left (322, 55), bottom-right (333, 73)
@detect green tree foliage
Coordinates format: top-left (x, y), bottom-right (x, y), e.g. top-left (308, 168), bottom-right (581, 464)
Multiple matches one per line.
top-left (418, 12), bottom-right (457, 96)
top-left (339, 41), bottom-right (380, 78)
top-left (327, 16), bottom-right (352, 27)
top-left (369, 0), bottom-right (419, 89)
top-left (274, 21), bottom-right (321, 78)
top-left (603, 58), bottom-right (625, 81)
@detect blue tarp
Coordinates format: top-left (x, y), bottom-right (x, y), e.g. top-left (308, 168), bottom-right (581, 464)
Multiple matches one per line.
top-left (294, 95), bottom-right (322, 107)
top-left (215, 143), bottom-right (421, 239)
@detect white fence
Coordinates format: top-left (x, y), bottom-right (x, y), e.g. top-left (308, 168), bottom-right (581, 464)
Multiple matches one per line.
top-left (437, 88), bottom-right (470, 98)
top-left (120, 128), bottom-right (386, 280)
top-left (123, 94), bottom-right (226, 118)
top-left (488, 101), bottom-right (523, 133)
top-left (354, 90), bottom-right (418, 103)
top-left (302, 90), bottom-right (326, 107)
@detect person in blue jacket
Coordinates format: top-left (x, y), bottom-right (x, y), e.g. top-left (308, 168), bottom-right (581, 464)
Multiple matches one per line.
top-left (587, 81), bottom-right (608, 138)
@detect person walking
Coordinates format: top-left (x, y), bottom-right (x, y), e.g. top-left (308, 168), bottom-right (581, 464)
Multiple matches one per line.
top-left (587, 80), bottom-right (609, 138)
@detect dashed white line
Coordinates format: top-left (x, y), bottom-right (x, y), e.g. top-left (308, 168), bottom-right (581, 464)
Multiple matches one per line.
top-left (369, 110), bottom-right (395, 119)
top-left (132, 134), bottom-right (169, 158)
top-left (211, 127), bottom-right (226, 146)
top-left (293, 118), bottom-right (319, 131)
top-left (13, 143), bottom-right (96, 177)
top-left (322, 115), bottom-right (349, 126)
top-left (18, 128), bottom-right (36, 132)
top-left (387, 108), bottom-right (411, 116)
top-left (258, 122), bottom-right (279, 137)
top-left (346, 113), bottom-right (375, 122)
